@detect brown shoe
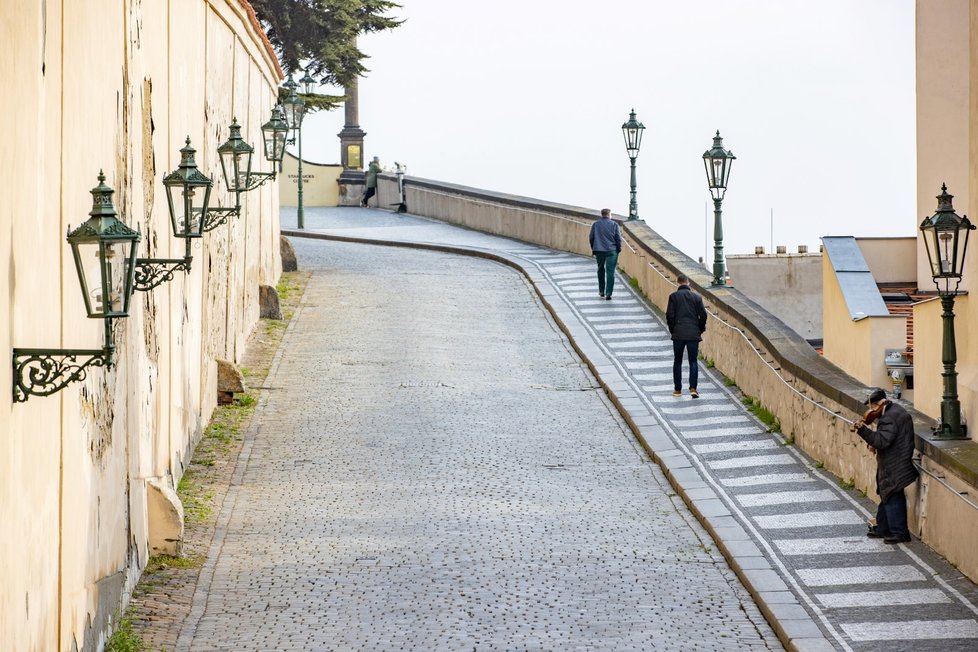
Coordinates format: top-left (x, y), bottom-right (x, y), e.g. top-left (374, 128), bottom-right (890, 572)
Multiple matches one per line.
top-left (690, 388), bottom-right (699, 399)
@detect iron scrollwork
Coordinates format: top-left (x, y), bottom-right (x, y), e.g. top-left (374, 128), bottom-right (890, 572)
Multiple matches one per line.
top-left (202, 206), bottom-right (240, 232)
top-left (134, 257), bottom-right (192, 292)
top-left (243, 172), bottom-right (275, 192)
top-left (12, 348), bottom-right (110, 403)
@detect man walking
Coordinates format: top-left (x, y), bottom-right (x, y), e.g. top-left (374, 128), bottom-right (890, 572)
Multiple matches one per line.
top-left (588, 208), bottom-right (621, 300)
top-left (666, 274), bottom-right (707, 398)
top-left (854, 388), bottom-right (918, 544)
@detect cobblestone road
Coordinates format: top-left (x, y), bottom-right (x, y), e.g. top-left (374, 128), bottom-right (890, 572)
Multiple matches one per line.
top-left (178, 236), bottom-right (781, 650)
top-left (265, 206), bottom-right (978, 652)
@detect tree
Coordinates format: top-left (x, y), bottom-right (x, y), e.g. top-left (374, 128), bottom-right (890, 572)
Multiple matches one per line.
top-left (251, 0), bottom-right (402, 90)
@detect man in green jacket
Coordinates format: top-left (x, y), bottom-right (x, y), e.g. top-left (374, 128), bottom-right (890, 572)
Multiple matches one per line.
top-left (361, 156), bottom-right (381, 207)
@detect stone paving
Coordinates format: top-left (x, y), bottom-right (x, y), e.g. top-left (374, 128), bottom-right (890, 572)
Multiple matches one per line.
top-left (272, 206), bottom-right (978, 651)
top-left (177, 225), bottom-right (782, 650)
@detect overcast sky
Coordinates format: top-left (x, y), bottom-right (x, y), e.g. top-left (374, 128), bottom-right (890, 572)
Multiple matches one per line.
top-left (298, 1), bottom-right (916, 261)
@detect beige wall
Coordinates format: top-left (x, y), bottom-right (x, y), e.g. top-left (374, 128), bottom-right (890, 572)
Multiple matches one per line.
top-left (0, 2), bottom-right (281, 650)
top-left (279, 152), bottom-right (343, 207)
top-left (726, 253), bottom-right (822, 340)
top-left (821, 254), bottom-right (908, 389)
top-left (914, 0), bottom-right (978, 437)
top-left (856, 237), bottom-right (917, 283)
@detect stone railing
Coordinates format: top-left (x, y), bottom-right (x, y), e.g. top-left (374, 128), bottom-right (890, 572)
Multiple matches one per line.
top-left (376, 173), bottom-right (978, 582)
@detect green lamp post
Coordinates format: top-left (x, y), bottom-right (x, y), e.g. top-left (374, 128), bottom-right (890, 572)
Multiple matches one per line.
top-left (919, 183), bottom-right (975, 439)
top-left (621, 110), bottom-right (645, 221)
top-left (13, 171), bottom-right (142, 402)
top-left (282, 76), bottom-right (307, 229)
top-left (702, 131), bottom-right (735, 286)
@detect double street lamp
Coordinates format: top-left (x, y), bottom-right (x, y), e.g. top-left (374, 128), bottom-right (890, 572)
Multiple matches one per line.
top-left (919, 183), bottom-right (975, 439)
top-left (702, 131), bottom-right (736, 286)
top-left (621, 110), bottom-right (645, 221)
top-left (282, 69), bottom-right (315, 229)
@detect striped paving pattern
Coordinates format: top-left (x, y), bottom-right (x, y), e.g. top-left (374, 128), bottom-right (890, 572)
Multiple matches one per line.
top-left (510, 248), bottom-right (978, 650)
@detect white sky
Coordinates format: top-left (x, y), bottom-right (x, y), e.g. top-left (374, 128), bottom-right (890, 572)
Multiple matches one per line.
top-left (298, 1), bottom-right (917, 261)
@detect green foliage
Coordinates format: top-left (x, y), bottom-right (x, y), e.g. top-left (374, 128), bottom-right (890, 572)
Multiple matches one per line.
top-left (251, 0), bottom-right (403, 89)
top-left (741, 395), bottom-right (781, 433)
top-left (629, 276), bottom-right (640, 289)
top-left (146, 554), bottom-right (203, 573)
top-left (105, 618), bottom-right (145, 652)
top-left (840, 477), bottom-right (856, 491)
top-left (722, 375), bottom-right (736, 387)
top-left (814, 460), bottom-right (825, 469)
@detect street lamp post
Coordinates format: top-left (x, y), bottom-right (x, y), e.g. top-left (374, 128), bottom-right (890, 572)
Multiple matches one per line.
top-left (282, 76), bottom-right (306, 229)
top-left (919, 183), bottom-right (975, 439)
top-left (621, 110), bottom-right (645, 221)
top-left (702, 131), bottom-right (736, 286)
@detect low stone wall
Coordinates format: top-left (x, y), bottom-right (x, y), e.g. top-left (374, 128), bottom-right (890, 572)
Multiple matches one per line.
top-left (376, 173), bottom-right (978, 583)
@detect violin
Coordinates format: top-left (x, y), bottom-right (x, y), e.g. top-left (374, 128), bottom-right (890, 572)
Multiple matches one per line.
top-left (851, 400), bottom-right (887, 432)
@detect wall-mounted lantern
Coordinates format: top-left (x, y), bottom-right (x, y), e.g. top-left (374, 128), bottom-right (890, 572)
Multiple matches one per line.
top-left (262, 105), bottom-right (289, 171)
top-left (13, 172), bottom-right (141, 402)
top-left (919, 183), bottom-right (975, 439)
top-left (133, 138), bottom-right (212, 291)
top-left (217, 118), bottom-right (282, 194)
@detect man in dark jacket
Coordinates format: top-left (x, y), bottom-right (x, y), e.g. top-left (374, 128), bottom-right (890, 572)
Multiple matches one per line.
top-left (855, 387), bottom-right (918, 544)
top-left (588, 208), bottom-right (621, 300)
top-left (666, 274), bottom-right (707, 398)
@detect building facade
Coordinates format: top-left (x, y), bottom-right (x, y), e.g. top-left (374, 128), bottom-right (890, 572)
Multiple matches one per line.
top-left (0, 1), bottom-right (282, 649)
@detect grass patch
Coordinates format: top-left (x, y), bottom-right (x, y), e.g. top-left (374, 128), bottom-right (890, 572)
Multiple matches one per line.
top-left (840, 477), bottom-right (856, 491)
top-left (722, 375), bottom-right (736, 387)
top-left (814, 460), bottom-right (825, 469)
top-left (146, 554), bottom-right (203, 573)
top-left (741, 395), bottom-right (781, 433)
top-left (177, 470), bottom-right (214, 524)
top-left (105, 617), bottom-right (145, 652)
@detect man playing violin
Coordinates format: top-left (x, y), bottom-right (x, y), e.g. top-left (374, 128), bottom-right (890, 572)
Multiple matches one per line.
top-left (852, 387), bottom-right (918, 544)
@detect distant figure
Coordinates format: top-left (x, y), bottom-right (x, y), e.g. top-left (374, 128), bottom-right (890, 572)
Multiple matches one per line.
top-left (588, 208), bottom-right (621, 300)
top-left (666, 274), bottom-right (707, 398)
top-left (361, 156), bottom-right (381, 207)
top-left (853, 387), bottom-right (918, 544)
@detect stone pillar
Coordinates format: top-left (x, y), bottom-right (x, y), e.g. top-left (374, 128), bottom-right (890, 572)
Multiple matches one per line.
top-left (338, 74), bottom-right (367, 205)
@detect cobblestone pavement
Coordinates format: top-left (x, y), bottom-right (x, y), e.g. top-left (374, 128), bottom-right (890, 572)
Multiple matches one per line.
top-left (278, 206), bottom-right (978, 651)
top-left (177, 230), bottom-right (782, 650)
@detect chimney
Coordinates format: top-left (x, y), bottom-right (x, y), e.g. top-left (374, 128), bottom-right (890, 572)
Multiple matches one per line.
top-left (798, 245), bottom-right (808, 254)
top-left (776, 245), bottom-right (787, 254)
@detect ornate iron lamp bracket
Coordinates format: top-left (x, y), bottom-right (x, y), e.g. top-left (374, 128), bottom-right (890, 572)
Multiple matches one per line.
top-left (243, 171), bottom-right (276, 192)
top-left (133, 256), bottom-right (193, 292)
top-left (202, 205), bottom-right (240, 232)
top-left (12, 347), bottom-right (112, 403)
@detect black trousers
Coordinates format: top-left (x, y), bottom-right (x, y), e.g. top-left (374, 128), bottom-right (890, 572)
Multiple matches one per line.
top-left (362, 186), bottom-right (377, 206)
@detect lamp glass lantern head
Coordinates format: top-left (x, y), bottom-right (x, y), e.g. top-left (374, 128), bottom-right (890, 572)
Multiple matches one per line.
top-left (282, 73), bottom-right (298, 94)
top-left (299, 68), bottom-right (316, 95)
top-left (67, 171), bottom-right (142, 319)
top-left (920, 183), bottom-right (975, 295)
top-left (261, 106), bottom-right (289, 163)
top-left (703, 130), bottom-right (736, 201)
top-left (621, 109), bottom-right (645, 159)
top-left (217, 119), bottom-right (255, 193)
top-left (163, 138), bottom-right (213, 238)
top-left (282, 89), bottom-right (305, 131)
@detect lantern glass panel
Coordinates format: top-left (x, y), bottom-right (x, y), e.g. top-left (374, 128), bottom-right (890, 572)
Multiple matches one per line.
top-left (219, 147), bottom-right (253, 193)
top-left (71, 239), bottom-right (137, 318)
top-left (165, 181), bottom-right (211, 238)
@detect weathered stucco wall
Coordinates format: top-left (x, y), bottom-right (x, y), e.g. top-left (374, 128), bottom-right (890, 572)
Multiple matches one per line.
top-left (726, 253), bottom-right (822, 340)
top-left (0, 1), bottom-right (281, 650)
top-left (376, 173), bottom-right (978, 584)
top-left (279, 152), bottom-right (343, 207)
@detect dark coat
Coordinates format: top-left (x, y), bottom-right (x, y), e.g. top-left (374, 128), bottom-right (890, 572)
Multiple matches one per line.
top-left (666, 285), bottom-right (707, 341)
top-left (589, 218), bottom-right (621, 253)
top-left (857, 401), bottom-right (919, 502)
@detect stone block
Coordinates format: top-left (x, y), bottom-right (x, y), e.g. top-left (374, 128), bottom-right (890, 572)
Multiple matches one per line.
top-left (146, 477), bottom-right (184, 556)
top-left (281, 236), bottom-right (298, 272)
top-left (217, 359), bottom-right (246, 404)
top-left (260, 284), bottom-right (283, 320)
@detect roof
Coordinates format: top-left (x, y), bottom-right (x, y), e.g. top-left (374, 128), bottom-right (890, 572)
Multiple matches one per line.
top-left (822, 236), bottom-right (891, 319)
